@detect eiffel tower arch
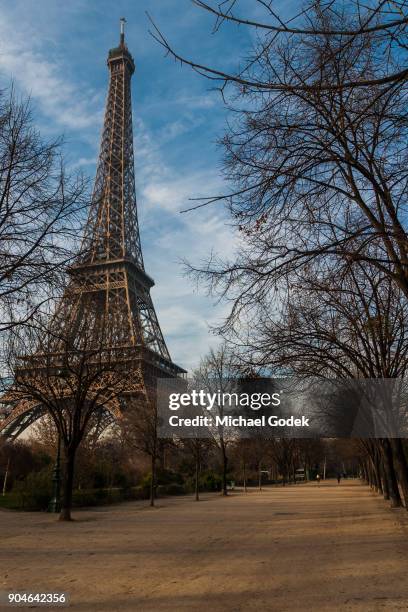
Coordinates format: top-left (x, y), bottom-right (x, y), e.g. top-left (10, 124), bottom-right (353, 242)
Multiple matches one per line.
top-left (0, 21), bottom-right (186, 441)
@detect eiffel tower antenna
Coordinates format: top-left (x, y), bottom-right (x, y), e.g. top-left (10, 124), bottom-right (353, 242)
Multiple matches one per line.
top-left (120, 17), bottom-right (126, 46)
top-left (0, 22), bottom-right (186, 440)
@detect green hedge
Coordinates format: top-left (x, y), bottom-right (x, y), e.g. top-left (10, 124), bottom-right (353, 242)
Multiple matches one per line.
top-left (0, 468), bottom-right (225, 512)
top-left (2, 468), bottom-right (53, 511)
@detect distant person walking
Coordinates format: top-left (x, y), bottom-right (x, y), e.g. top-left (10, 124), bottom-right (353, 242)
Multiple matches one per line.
top-left (337, 474), bottom-right (341, 484)
top-left (316, 474), bottom-right (321, 485)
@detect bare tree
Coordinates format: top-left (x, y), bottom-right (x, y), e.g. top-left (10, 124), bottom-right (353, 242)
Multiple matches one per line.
top-left (181, 436), bottom-right (211, 501)
top-left (151, 3), bottom-right (408, 333)
top-left (121, 396), bottom-right (168, 507)
top-left (151, 1), bottom-right (408, 92)
top-left (7, 316), bottom-right (134, 521)
top-left (193, 344), bottom-right (241, 496)
top-left (231, 438), bottom-right (253, 491)
top-left (267, 439), bottom-right (300, 486)
top-left (0, 89), bottom-right (87, 335)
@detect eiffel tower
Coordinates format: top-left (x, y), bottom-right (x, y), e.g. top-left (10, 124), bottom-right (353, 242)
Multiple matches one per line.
top-left (0, 19), bottom-right (185, 440)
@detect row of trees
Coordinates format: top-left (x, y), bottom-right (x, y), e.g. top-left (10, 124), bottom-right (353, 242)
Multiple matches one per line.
top-left (153, 0), bottom-right (408, 509)
top-left (1, 420), bottom-right (357, 510)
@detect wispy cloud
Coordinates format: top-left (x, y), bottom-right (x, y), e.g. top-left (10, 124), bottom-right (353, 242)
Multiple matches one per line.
top-left (70, 156), bottom-right (98, 169)
top-left (133, 113), bottom-right (237, 370)
top-left (0, 14), bottom-right (103, 132)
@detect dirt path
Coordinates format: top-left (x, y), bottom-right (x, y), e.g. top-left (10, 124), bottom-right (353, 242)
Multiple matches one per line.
top-left (1, 480), bottom-right (408, 611)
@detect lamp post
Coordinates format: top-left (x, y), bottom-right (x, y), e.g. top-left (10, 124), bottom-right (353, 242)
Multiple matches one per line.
top-left (2, 458), bottom-right (10, 496)
top-left (48, 433), bottom-right (61, 513)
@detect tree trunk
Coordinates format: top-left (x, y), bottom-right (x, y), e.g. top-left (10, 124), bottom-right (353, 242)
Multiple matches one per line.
top-left (367, 460), bottom-right (374, 488)
top-left (381, 439), bottom-right (402, 508)
top-left (59, 449), bottom-right (75, 522)
top-left (221, 443), bottom-right (228, 496)
top-left (243, 460), bottom-right (247, 493)
top-left (363, 461), bottom-right (369, 485)
top-left (367, 453), bottom-right (381, 493)
top-left (195, 453), bottom-right (200, 501)
top-left (381, 461), bottom-right (390, 500)
top-left (390, 438), bottom-right (408, 509)
top-left (150, 453), bottom-right (156, 507)
top-left (374, 453), bottom-right (383, 495)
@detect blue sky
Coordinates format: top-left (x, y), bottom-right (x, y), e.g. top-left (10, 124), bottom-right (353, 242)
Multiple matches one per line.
top-left (0, 0), bottom-right (286, 371)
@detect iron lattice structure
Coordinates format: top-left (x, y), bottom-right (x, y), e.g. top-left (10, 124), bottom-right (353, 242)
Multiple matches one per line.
top-left (0, 24), bottom-right (185, 440)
